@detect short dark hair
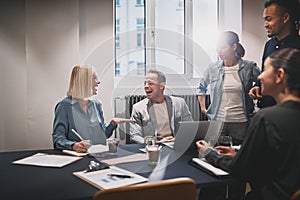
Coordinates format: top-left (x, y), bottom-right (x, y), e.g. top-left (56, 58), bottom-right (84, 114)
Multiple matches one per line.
top-left (264, 0), bottom-right (300, 22)
top-left (147, 69), bottom-right (166, 84)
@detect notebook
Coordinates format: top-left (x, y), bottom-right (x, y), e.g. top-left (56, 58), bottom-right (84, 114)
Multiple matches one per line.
top-left (165, 121), bottom-right (223, 156)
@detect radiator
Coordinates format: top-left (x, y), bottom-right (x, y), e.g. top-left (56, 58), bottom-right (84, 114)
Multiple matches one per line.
top-left (114, 94), bottom-right (210, 143)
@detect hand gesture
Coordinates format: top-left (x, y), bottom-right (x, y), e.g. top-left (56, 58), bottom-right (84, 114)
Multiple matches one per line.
top-left (196, 140), bottom-right (211, 157)
top-left (215, 146), bottom-right (236, 157)
top-left (249, 86), bottom-right (263, 99)
top-left (110, 118), bottom-right (136, 125)
top-left (159, 136), bottom-right (175, 143)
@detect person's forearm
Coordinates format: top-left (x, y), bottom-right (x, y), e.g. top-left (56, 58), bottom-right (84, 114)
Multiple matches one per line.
top-left (198, 95), bottom-right (206, 112)
top-left (205, 150), bottom-right (232, 172)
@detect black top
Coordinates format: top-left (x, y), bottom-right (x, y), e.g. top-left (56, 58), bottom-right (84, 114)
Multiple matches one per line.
top-left (262, 33), bottom-right (300, 68)
top-left (205, 100), bottom-right (300, 200)
top-left (256, 34), bottom-right (300, 108)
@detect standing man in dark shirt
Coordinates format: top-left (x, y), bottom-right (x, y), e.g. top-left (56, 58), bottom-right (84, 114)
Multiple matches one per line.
top-left (249, 0), bottom-right (300, 108)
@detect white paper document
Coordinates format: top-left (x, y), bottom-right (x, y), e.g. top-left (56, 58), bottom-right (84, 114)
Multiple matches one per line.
top-left (62, 144), bottom-right (109, 156)
top-left (13, 153), bottom-right (82, 167)
top-left (101, 153), bottom-right (148, 165)
top-left (88, 144), bottom-right (109, 154)
top-left (63, 150), bottom-right (88, 157)
top-left (192, 158), bottom-right (229, 176)
top-left (73, 166), bottom-right (148, 190)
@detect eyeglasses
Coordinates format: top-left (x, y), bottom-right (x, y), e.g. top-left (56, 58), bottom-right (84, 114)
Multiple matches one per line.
top-left (144, 81), bottom-right (159, 86)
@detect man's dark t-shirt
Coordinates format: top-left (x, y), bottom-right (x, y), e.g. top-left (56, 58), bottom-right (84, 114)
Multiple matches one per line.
top-left (257, 33), bottom-right (300, 108)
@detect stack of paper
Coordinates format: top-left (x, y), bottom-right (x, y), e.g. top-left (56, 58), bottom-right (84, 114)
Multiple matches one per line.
top-left (63, 150), bottom-right (88, 157)
top-left (88, 144), bottom-right (109, 154)
top-left (73, 166), bottom-right (148, 189)
top-left (13, 153), bottom-right (82, 167)
top-left (62, 144), bottom-right (109, 157)
top-left (101, 153), bottom-right (148, 165)
top-left (192, 158), bottom-right (229, 177)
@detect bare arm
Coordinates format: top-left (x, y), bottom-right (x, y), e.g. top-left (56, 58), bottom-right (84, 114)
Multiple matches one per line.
top-left (197, 95), bottom-right (207, 116)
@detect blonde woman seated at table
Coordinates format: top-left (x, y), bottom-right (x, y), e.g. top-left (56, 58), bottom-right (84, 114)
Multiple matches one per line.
top-left (52, 65), bottom-right (134, 153)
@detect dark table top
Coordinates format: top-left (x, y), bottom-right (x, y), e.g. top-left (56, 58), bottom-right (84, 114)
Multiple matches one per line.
top-left (0, 144), bottom-right (234, 200)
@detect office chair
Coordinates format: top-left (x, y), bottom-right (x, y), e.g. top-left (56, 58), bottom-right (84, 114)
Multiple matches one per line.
top-left (291, 189), bottom-right (300, 200)
top-left (93, 177), bottom-right (197, 200)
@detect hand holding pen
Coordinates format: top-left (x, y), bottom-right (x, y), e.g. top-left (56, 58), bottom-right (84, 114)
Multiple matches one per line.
top-left (71, 129), bottom-right (91, 153)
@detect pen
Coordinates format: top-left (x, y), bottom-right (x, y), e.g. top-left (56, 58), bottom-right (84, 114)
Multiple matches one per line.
top-left (107, 174), bottom-right (133, 178)
top-left (71, 129), bottom-right (84, 141)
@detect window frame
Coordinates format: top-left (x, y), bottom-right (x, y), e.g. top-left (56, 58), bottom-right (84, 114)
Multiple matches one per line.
top-left (114, 0), bottom-right (242, 94)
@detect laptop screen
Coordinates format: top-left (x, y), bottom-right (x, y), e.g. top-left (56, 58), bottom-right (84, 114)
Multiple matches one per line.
top-left (172, 121), bottom-right (223, 155)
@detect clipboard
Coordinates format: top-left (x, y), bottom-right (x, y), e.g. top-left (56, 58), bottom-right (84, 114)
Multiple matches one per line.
top-left (73, 166), bottom-right (148, 190)
top-left (190, 158), bottom-right (230, 178)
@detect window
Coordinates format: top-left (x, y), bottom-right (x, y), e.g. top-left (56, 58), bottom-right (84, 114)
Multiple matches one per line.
top-left (136, 32), bottom-right (144, 47)
top-left (115, 62), bottom-right (120, 76)
top-left (115, 0), bottom-right (242, 79)
top-left (116, 34), bottom-right (120, 48)
top-left (116, 19), bottom-right (120, 32)
top-left (136, 18), bottom-right (144, 31)
top-left (116, 0), bottom-right (120, 7)
top-left (192, 0), bottom-right (218, 77)
top-left (115, 19), bottom-right (120, 48)
top-left (177, 0), bottom-right (184, 10)
top-left (137, 62), bottom-right (145, 75)
top-left (155, 0), bottom-right (184, 74)
top-left (115, 0), bottom-right (145, 76)
top-left (136, 0), bottom-right (144, 6)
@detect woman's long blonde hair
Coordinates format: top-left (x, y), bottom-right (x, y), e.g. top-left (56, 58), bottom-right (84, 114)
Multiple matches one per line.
top-left (67, 65), bottom-right (94, 99)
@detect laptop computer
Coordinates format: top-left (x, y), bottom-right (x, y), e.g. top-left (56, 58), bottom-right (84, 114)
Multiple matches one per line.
top-left (164, 121), bottom-right (223, 156)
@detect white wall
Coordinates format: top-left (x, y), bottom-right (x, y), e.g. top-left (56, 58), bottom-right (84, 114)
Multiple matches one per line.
top-left (0, 0), bottom-right (114, 151)
top-left (0, 0), bottom-right (266, 152)
top-left (242, 0), bottom-right (267, 68)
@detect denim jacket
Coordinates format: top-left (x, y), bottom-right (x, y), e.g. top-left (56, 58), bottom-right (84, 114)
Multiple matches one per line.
top-left (196, 59), bottom-right (261, 121)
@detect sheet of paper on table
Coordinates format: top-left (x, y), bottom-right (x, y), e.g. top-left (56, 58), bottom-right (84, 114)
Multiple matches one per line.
top-left (88, 144), bottom-right (109, 154)
top-left (101, 153), bottom-right (148, 165)
top-left (192, 158), bottom-right (229, 177)
top-left (73, 165), bottom-right (148, 190)
top-left (62, 144), bottom-right (109, 157)
top-left (62, 150), bottom-right (88, 157)
top-left (13, 153), bottom-right (82, 167)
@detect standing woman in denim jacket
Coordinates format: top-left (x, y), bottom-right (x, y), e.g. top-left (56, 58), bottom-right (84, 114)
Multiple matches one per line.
top-left (197, 31), bottom-right (261, 145)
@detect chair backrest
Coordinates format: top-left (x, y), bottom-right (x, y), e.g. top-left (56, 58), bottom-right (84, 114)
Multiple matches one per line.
top-left (93, 177), bottom-right (197, 200)
top-left (291, 190), bottom-right (300, 200)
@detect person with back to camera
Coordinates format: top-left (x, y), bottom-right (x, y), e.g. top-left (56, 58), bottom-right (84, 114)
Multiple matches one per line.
top-left (249, 0), bottom-right (300, 108)
top-left (197, 31), bottom-right (261, 146)
top-left (197, 48), bottom-right (300, 200)
top-left (130, 69), bottom-right (193, 144)
top-left (52, 65), bottom-right (134, 153)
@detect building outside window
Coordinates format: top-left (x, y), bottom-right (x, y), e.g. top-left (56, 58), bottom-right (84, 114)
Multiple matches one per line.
top-left (115, 0), bottom-right (241, 79)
